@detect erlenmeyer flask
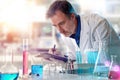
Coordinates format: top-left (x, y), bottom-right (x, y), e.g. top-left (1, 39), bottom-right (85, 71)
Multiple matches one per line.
top-left (0, 45), bottom-right (19, 80)
top-left (108, 55), bottom-right (120, 79)
top-left (93, 41), bottom-right (109, 77)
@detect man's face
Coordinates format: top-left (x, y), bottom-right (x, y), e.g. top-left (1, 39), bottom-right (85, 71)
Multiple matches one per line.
top-left (50, 10), bottom-right (76, 37)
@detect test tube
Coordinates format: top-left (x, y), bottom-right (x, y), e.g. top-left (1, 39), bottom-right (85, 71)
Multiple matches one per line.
top-left (22, 38), bottom-right (29, 76)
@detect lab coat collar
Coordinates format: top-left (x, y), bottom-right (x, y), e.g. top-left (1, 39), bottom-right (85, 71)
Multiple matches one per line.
top-left (70, 15), bottom-right (81, 47)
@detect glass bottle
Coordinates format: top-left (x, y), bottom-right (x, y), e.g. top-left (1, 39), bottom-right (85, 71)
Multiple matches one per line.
top-left (93, 41), bottom-right (109, 77)
top-left (108, 55), bottom-right (120, 79)
top-left (0, 45), bottom-right (19, 80)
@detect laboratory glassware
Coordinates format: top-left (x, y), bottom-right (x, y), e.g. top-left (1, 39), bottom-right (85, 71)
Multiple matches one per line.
top-left (93, 41), bottom-right (109, 77)
top-left (108, 55), bottom-right (120, 79)
top-left (22, 38), bottom-right (29, 77)
top-left (85, 49), bottom-right (98, 64)
top-left (30, 56), bottom-right (43, 78)
top-left (76, 48), bottom-right (82, 64)
top-left (85, 49), bottom-right (98, 74)
top-left (0, 45), bottom-right (19, 80)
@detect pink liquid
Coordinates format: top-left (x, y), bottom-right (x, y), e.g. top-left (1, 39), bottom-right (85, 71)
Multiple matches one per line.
top-left (108, 71), bottom-right (120, 79)
top-left (23, 51), bottom-right (28, 75)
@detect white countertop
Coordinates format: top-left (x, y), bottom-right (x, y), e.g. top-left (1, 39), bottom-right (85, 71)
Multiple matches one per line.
top-left (18, 73), bottom-right (108, 80)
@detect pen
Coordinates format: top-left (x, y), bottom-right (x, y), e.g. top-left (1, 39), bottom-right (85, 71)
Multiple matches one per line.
top-left (52, 44), bottom-right (56, 54)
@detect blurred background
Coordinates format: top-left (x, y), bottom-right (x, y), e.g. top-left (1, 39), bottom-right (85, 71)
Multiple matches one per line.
top-left (0, 0), bottom-right (120, 69)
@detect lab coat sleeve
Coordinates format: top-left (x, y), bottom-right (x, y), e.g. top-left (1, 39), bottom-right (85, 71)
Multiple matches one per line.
top-left (92, 18), bottom-right (111, 50)
top-left (91, 16), bottom-right (111, 62)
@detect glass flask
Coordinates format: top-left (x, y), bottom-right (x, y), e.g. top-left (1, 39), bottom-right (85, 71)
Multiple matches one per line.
top-left (108, 55), bottom-right (120, 79)
top-left (0, 46), bottom-right (19, 80)
top-left (93, 41), bottom-right (110, 77)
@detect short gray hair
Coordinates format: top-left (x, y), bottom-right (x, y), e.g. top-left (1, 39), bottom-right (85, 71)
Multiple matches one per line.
top-left (46, 0), bottom-right (76, 18)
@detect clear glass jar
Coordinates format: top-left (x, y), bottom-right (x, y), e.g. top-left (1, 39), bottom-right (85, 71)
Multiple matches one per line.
top-left (0, 45), bottom-right (19, 80)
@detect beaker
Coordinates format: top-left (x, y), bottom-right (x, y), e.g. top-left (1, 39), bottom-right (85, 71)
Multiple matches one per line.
top-left (76, 48), bottom-right (82, 64)
top-left (30, 55), bottom-right (44, 79)
top-left (108, 55), bottom-right (120, 79)
top-left (93, 41), bottom-right (110, 77)
top-left (85, 49), bottom-right (98, 74)
top-left (0, 45), bottom-right (19, 80)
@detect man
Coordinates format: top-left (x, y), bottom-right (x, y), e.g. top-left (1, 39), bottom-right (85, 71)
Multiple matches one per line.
top-left (46, 0), bottom-right (120, 64)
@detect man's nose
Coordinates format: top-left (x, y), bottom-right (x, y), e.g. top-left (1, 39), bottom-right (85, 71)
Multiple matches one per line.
top-left (56, 26), bottom-right (63, 33)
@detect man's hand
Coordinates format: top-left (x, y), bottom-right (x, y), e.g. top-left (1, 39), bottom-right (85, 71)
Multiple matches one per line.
top-left (48, 48), bottom-right (62, 56)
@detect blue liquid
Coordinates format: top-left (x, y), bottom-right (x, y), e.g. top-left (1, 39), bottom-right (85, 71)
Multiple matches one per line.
top-left (76, 67), bottom-right (94, 75)
top-left (31, 65), bottom-right (43, 76)
top-left (76, 51), bottom-right (82, 64)
top-left (0, 73), bottom-right (19, 80)
top-left (87, 51), bottom-right (98, 63)
top-left (94, 66), bottom-right (109, 77)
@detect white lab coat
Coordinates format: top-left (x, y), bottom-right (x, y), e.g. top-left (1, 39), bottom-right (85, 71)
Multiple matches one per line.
top-left (61, 13), bottom-right (120, 64)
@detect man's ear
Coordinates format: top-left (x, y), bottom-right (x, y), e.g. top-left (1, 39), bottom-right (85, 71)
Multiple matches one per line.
top-left (70, 13), bottom-right (76, 20)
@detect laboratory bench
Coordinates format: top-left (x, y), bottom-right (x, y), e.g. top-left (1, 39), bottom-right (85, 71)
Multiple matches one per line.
top-left (18, 73), bottom-right (109, 80)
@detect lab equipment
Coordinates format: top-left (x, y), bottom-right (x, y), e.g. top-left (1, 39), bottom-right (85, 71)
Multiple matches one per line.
top-left (85, 49), bottom-right (98, 74)
top-left (108, 55), bottom-right (120, 79)
top-left (0, 46), bottom-right (19, 80)
top-left (69, 48), bottom-right (97, 75)
top-left (66, 59), bottom-right (76, 74)
top-left (76, 49), bottom-right (82, 64)
top-left (93, 41), bottom-right (109, 77)
top-left (22, 38), bottom-right (29, 76)
top-left (85, 49), bottom-right (98, 64)
top-left (30, 54), bottom-right (44, 79)
top-left (31, 65), bottom-right (43, 76)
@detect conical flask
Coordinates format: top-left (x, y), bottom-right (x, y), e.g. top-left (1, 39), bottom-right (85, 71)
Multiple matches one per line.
top-left (0, 45), bottom-right (19, 80)
top-left (93, 41), bottom-right (109, 77)
top-left (108, 55), bottom-right (120, 79)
